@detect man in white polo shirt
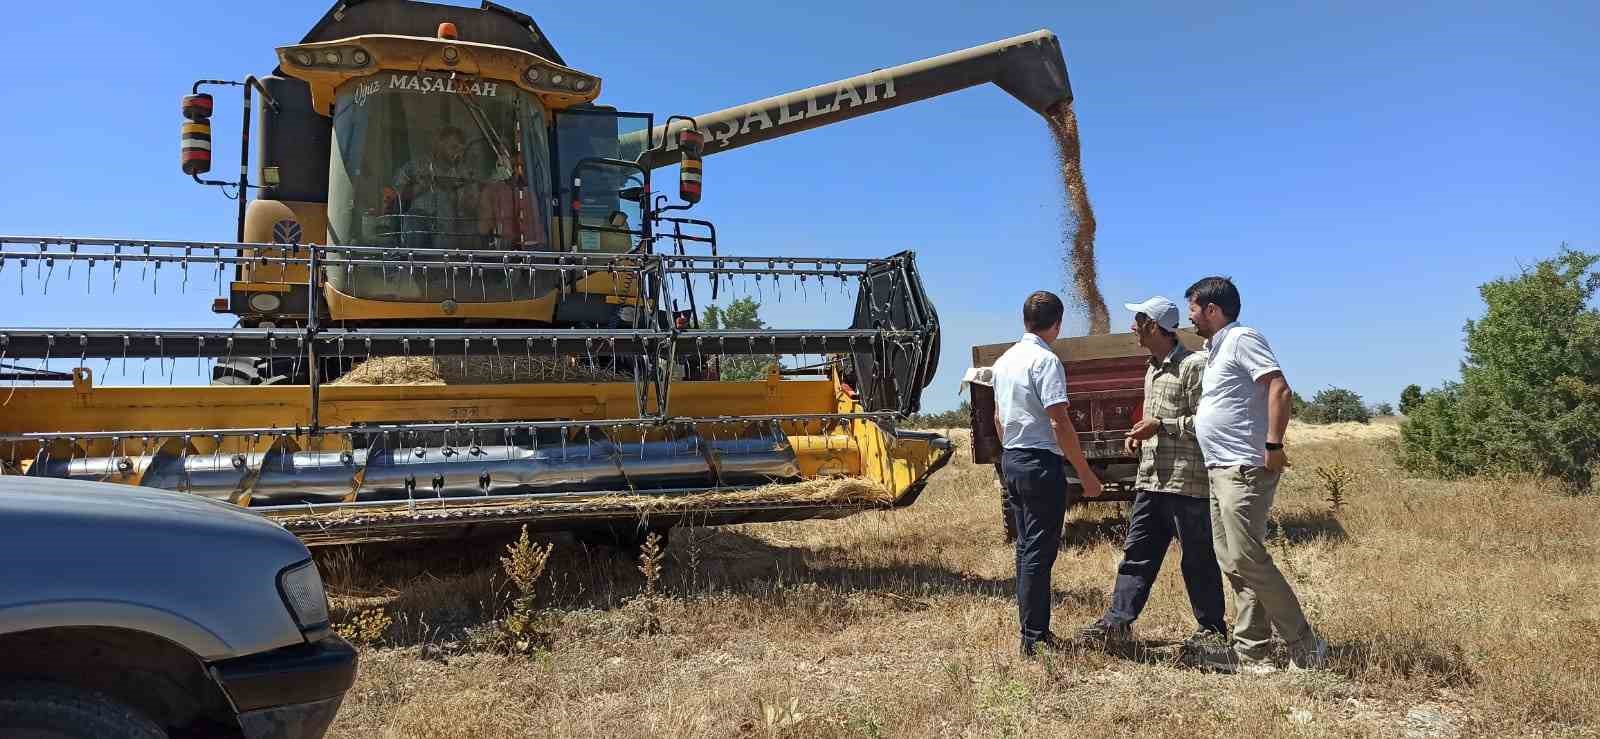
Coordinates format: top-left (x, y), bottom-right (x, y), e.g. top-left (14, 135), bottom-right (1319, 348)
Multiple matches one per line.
top-left (991, 290), bottom-right (1103, 657)
top-left (1185, 276), bottom-right (1326, 673)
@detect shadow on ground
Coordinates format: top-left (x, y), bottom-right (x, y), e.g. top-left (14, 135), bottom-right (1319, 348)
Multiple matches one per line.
top-left (1271, 508), bottom-right (1349, 543)
top-left (317, 526), bottom-right (1102, 646)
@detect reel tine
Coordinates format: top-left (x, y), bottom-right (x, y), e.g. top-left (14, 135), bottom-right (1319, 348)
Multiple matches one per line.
top-left (523, 338), bottom-right (534, 383)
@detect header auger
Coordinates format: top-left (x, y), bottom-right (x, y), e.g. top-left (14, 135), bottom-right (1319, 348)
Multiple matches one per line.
top-left (0, 0), bottom-right (1076, 547)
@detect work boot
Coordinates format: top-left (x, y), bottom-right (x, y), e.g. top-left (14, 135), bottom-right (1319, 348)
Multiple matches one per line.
top-left (1072, 619), bottom-right (1132, 650)
top-left (1192, 645), bottom-right (1278, 675)
top-left (1020, 631), bottom-right (1068, 658)
top-left (1181, 626), bottom-right (1231, 653)
top-left (1289, 637), bottom-right (1329, 671)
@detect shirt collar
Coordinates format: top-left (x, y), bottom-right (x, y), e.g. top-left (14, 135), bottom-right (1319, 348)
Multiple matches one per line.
top-left (1149, 342), bottom-right (1188, 369)
top-left (1203, 322), bottom-right (1241, 353)
top-left (1020, 333), bottom-right (1051, 350)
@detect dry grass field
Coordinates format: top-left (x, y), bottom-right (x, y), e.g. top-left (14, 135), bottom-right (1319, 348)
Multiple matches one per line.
top-left (318, 419), bottom-right (1600, 738)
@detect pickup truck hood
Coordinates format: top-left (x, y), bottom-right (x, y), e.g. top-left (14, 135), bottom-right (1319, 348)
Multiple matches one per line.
top-left (0, 476), bottom-right (312, 659)
top-left (0, 475), bottom-right (288, 538)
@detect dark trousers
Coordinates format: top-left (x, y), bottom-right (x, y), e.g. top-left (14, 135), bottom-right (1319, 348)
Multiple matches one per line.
top-left (1001, 447), bottom-right (1068, 649)
top-left (1104, 490), bottom-right (1227, 633)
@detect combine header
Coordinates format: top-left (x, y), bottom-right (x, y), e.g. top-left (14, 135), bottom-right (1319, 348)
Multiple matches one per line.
top-left (0, 0), bottom-right (1077, 547)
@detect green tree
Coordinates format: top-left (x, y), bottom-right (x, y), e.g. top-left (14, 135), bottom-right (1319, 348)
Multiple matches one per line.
top-left (1301, 387), bottom-right (1371, 424)
top-left (1399, 247), bottom-right (1599, 490)
top-left (1290, 391), bottom-right (1308, 418)
top-left (905, 400), bottom-right (973, 429)
top-left (702, 297), bottom-right (777, 381)
top-left (1399, 384), bottom-right (1424, 415)
top-left (1372, 402), bottom-right (1395, 417)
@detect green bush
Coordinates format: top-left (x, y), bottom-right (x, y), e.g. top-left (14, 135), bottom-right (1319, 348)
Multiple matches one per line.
top-left (1301, 387), bottom-right (1371, 424)
top-left (904, 400), bottom-right (973, 429)
top-left (1399, 247), bottom-right (1599, 491)
top-left (1372, 402), bottom-right (1395, 417)
top-left (1399, 384), bottom-right (1424, 415)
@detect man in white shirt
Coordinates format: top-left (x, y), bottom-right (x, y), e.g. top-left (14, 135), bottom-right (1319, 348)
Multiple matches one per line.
top-left (991, 291), bottom-right (1102, 657)
top-left (1186, 276), bottom-right (1326, 673)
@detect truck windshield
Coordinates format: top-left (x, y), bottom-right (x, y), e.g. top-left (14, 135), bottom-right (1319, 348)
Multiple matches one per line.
top-left (328, 72), bottom-right (552, 253)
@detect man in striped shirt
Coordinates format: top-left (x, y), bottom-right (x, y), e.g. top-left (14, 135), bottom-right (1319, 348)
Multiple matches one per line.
top-left (1075, 296), bottom-right (1228, 649)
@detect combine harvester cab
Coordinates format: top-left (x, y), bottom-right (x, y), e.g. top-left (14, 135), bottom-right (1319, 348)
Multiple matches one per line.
top-left (0, 0), bottom-right (1085, 546)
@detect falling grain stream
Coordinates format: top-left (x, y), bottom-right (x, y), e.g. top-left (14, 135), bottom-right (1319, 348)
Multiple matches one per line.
top-left (1046, 102), bottom-right (1110, 335)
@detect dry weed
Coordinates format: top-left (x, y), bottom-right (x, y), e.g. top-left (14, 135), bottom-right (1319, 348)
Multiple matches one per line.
top-left (626, 532), bottom-right (668, 636)
top-left (1316, 460), bottom-right (1357, 513)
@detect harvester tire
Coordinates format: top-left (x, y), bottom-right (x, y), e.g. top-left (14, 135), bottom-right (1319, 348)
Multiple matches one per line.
top-left (211, 358), bottom-right (289, 386)
top-left (210, 355), bottom-right (351, 386)
top-left (0, 680), bottom-right (167, 739)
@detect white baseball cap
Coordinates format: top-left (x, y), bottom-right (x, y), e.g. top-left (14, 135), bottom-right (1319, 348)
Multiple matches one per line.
top-left (1123, 296), bottom-right (1180, 331)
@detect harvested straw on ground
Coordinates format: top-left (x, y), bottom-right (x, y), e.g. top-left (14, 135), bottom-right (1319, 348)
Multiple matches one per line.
top-left (273, 476), bottom-right (894, 531)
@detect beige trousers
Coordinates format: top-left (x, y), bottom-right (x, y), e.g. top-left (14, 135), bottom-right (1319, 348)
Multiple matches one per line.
top-left (1208, 465), bottom-right (1314, 658)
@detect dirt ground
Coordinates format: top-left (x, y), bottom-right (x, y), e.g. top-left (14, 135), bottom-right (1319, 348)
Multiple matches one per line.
top-left (318, 418), bottom-right (1600, 738)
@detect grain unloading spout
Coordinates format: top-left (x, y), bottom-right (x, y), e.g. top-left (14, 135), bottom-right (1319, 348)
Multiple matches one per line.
top-left (640, 29), bottom-right (1072, 168)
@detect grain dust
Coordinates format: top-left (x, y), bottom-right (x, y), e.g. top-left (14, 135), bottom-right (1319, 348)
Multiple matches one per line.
top-left (1047, 101), bottom-right (1110, 334)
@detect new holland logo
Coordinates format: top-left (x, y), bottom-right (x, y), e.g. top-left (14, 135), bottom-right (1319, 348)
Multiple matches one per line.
top-left (271, 219), bottom-right (303, 245)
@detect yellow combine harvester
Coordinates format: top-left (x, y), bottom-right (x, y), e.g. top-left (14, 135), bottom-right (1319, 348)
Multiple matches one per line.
top-left (0, 0), bottom-right (1077, 547)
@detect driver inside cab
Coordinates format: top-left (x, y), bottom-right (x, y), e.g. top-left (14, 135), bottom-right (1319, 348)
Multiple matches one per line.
top-left (385, 126), bottom-right (547, 251)
top-left (385, 126), bottom-right (477, 246)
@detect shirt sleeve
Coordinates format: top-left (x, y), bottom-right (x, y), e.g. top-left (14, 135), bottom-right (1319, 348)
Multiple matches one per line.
top-left (1034, 355), bottom-right (1070, 408)
top-left (1234, 329), bottom-right (1282, 381)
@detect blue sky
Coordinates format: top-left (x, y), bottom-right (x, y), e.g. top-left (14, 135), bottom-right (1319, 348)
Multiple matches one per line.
top-left (2, 1), bottom-right (1595, 410)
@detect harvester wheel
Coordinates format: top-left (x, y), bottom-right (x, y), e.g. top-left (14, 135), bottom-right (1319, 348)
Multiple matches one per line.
top-left (209, 355), bottom-right (351, 386)
top-left (210, 357), bottom-right (289, 386)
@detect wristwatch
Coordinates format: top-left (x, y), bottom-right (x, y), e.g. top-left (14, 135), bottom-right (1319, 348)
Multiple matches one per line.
top-left (1265, 441), bottom-right (1284, 451)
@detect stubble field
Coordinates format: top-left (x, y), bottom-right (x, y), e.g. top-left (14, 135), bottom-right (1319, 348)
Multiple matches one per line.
top-left (319, 419), bottom-right (1600, 737)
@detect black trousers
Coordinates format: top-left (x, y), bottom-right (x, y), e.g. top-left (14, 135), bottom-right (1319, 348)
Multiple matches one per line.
top-left (1001, 447), bottom-right (1068, 649)
top-left (1103, 489), bottom-right (1227, 633)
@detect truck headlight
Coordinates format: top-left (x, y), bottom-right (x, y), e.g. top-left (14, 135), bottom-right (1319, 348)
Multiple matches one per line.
top-left (277, 560), bottom-right (330, 632)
